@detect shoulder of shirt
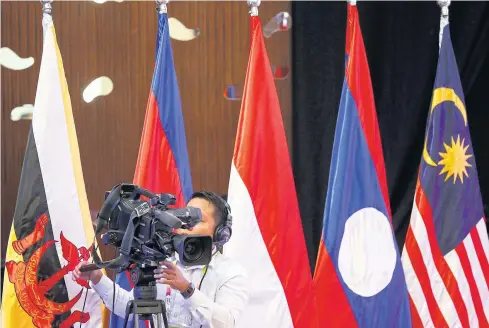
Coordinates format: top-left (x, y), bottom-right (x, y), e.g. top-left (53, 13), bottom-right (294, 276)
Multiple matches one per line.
top-left (212, 252), bottom-right (247, 281)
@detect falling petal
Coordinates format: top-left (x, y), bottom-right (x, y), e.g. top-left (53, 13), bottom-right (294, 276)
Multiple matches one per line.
top-left (263, 12), bottom-right (292, 38)
top-left (168, 17), bottom-right (200, 41)
top-left (83, 76), bottom-right (114, 103)
top-left (0, 47), bottom-right (34, 70)
top-left (93, 0), bottom-right (107, 3)
top-left (11, 104), bottom-right (34, 121)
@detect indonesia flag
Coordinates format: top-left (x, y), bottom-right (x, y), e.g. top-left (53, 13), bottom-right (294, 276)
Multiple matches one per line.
top-left (313, 3), bottom-right (412, 327)
top-left (224, 15), bottom-right (318, 328)
top-left (401, 12), bottom-right (489, 328)
top-left (109, 11), bottom-right (193, 328)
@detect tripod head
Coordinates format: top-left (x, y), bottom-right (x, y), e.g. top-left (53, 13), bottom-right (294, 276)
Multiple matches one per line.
top-left (130, 266), bottom-right (159, 312)
top-left (123, 266), bottom-right (169, 328)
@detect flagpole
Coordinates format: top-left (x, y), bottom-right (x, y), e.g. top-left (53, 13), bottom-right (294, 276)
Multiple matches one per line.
top-left (437, 0), bottom-right (450, 49)
top-left (156, 0), bottom-right (168, 14)
top-left (248, 0), bottom-right (260, 16)
top-left (437, 0), bottom-right (450, 18)
top-left (41, 0), bottom-right (53, 15)
top-left (41, 0), bottom-right (53, 31)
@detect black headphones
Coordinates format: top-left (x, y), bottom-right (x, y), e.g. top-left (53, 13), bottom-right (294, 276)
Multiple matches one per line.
top-left (190, 191), bottom-right (233, 249)
top-left (213, 195), bottom-right (233, 249)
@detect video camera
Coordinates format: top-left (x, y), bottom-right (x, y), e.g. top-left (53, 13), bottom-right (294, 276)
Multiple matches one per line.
top-left (90, 183), bottom-right (213, 272)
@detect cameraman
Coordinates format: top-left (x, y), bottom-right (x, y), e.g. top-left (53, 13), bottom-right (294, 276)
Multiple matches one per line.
top-left (73, 191), bottom-right (249, 328)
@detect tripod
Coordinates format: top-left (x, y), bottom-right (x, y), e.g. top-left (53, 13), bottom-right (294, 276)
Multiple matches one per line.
top-left (123, 266), bottom-right (169, 328)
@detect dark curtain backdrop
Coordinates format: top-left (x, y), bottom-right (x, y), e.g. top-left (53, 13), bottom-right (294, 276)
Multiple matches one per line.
top-left (292, 1), bottom-right (489, 272)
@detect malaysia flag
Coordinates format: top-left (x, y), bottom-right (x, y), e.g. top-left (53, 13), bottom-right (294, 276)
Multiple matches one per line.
top-left (313, 3), bottom-right (412, 327)
top-left (401, 13), bottom-right (489, 328)
top-left (109, 11), bottom-right (193, 328)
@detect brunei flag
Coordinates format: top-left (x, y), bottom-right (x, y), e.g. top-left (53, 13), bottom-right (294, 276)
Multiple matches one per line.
top-left (1, 13), bottom-right (104, 328)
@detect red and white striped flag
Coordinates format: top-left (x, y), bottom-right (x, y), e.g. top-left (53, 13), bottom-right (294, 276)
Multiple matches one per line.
top-left (401, 11), bottom-right (489, 328)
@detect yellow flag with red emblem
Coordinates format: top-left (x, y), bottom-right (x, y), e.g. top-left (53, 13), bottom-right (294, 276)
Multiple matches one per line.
top-left (1, 12), bottom-right (107, 328)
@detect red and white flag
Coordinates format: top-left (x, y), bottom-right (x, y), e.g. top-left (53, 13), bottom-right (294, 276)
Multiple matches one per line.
top-left (224, 15), bottom-right (318, 328)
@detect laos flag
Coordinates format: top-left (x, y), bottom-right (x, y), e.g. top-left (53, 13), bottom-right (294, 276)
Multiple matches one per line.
top-left (312, 3), bottom-right (412, 327)
top-left (109, 11), bottom-right (193, 328)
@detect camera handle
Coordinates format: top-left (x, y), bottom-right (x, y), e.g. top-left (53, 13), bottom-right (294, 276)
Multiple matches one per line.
top-left (124, 266), bottom-right (169, 328)
top-left (96, 183), bottom-right (165, 235)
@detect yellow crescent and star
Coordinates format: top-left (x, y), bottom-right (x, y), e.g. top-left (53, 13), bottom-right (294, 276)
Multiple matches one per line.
top-left (422, 87), bottom-right (473, 184)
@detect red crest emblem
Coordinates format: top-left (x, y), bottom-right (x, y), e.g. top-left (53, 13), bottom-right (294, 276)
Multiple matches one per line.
top-left (6, 213), bottom-right (93, 328)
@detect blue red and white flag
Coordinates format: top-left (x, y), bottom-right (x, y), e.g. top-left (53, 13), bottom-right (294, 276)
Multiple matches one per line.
top-left (109, 11), bottom-right (193, 328)
top-left (313, 3), bottom-right (412, 327)
top-left (401, 15), bottom-right (489, 328)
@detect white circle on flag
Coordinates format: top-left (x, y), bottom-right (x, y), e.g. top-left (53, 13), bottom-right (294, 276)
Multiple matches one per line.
top-left (338, 207), bottom-right (397, 297)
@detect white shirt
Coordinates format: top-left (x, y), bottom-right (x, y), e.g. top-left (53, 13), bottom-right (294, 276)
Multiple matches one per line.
top-left (91, 252), bottom-right (249, 328)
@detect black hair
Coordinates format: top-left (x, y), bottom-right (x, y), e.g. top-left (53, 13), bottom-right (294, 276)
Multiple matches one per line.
top-left (189, 191), bottom-right (229, 227)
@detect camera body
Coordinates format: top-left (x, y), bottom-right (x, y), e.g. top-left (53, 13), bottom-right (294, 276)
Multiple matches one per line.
top-left (96, 183), bottom-right (212, 270)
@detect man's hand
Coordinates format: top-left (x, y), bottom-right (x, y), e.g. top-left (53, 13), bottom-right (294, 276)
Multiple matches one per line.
top-left (154, 261), bottom-right (190, 292)
top-left (73, 261), bottom-right (103, 285)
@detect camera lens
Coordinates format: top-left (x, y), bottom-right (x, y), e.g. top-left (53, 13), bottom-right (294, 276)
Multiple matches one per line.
top-left (172, 234), bottom-right (212, 266)
top-left (184, 238), bottom-right (204, 262)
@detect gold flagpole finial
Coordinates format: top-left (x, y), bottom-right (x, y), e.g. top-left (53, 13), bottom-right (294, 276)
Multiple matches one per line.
top-left (248, 0), bottom-right (260, 17)
top-left (41, 0), bottom-right (53, 15)
top-left (156, 0), bottom-right (169, 14)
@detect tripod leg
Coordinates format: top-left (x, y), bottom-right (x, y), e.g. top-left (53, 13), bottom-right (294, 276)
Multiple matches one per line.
top-left (162, 311), bottom-right (169, 328)
top-left (134, 315), bottom-right (139, 328)
top-left (123, 305), bottom-right (132, 328)
top-left (148, 315), bottom-right (156, 328)
top-left (155, 313), bottom-right (162, 328)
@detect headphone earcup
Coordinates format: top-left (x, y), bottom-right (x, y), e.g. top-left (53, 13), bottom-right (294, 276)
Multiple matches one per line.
top-left (213, 225), bottom-right (220, 243)
top-left (220, 225), bottom-right (231, 244)
top-left (210, 194), bottom-right (232, 247)
top-left (214, 224), bottom-right (231, 247)
top-left (214, 225), bottom-right (224, 243)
